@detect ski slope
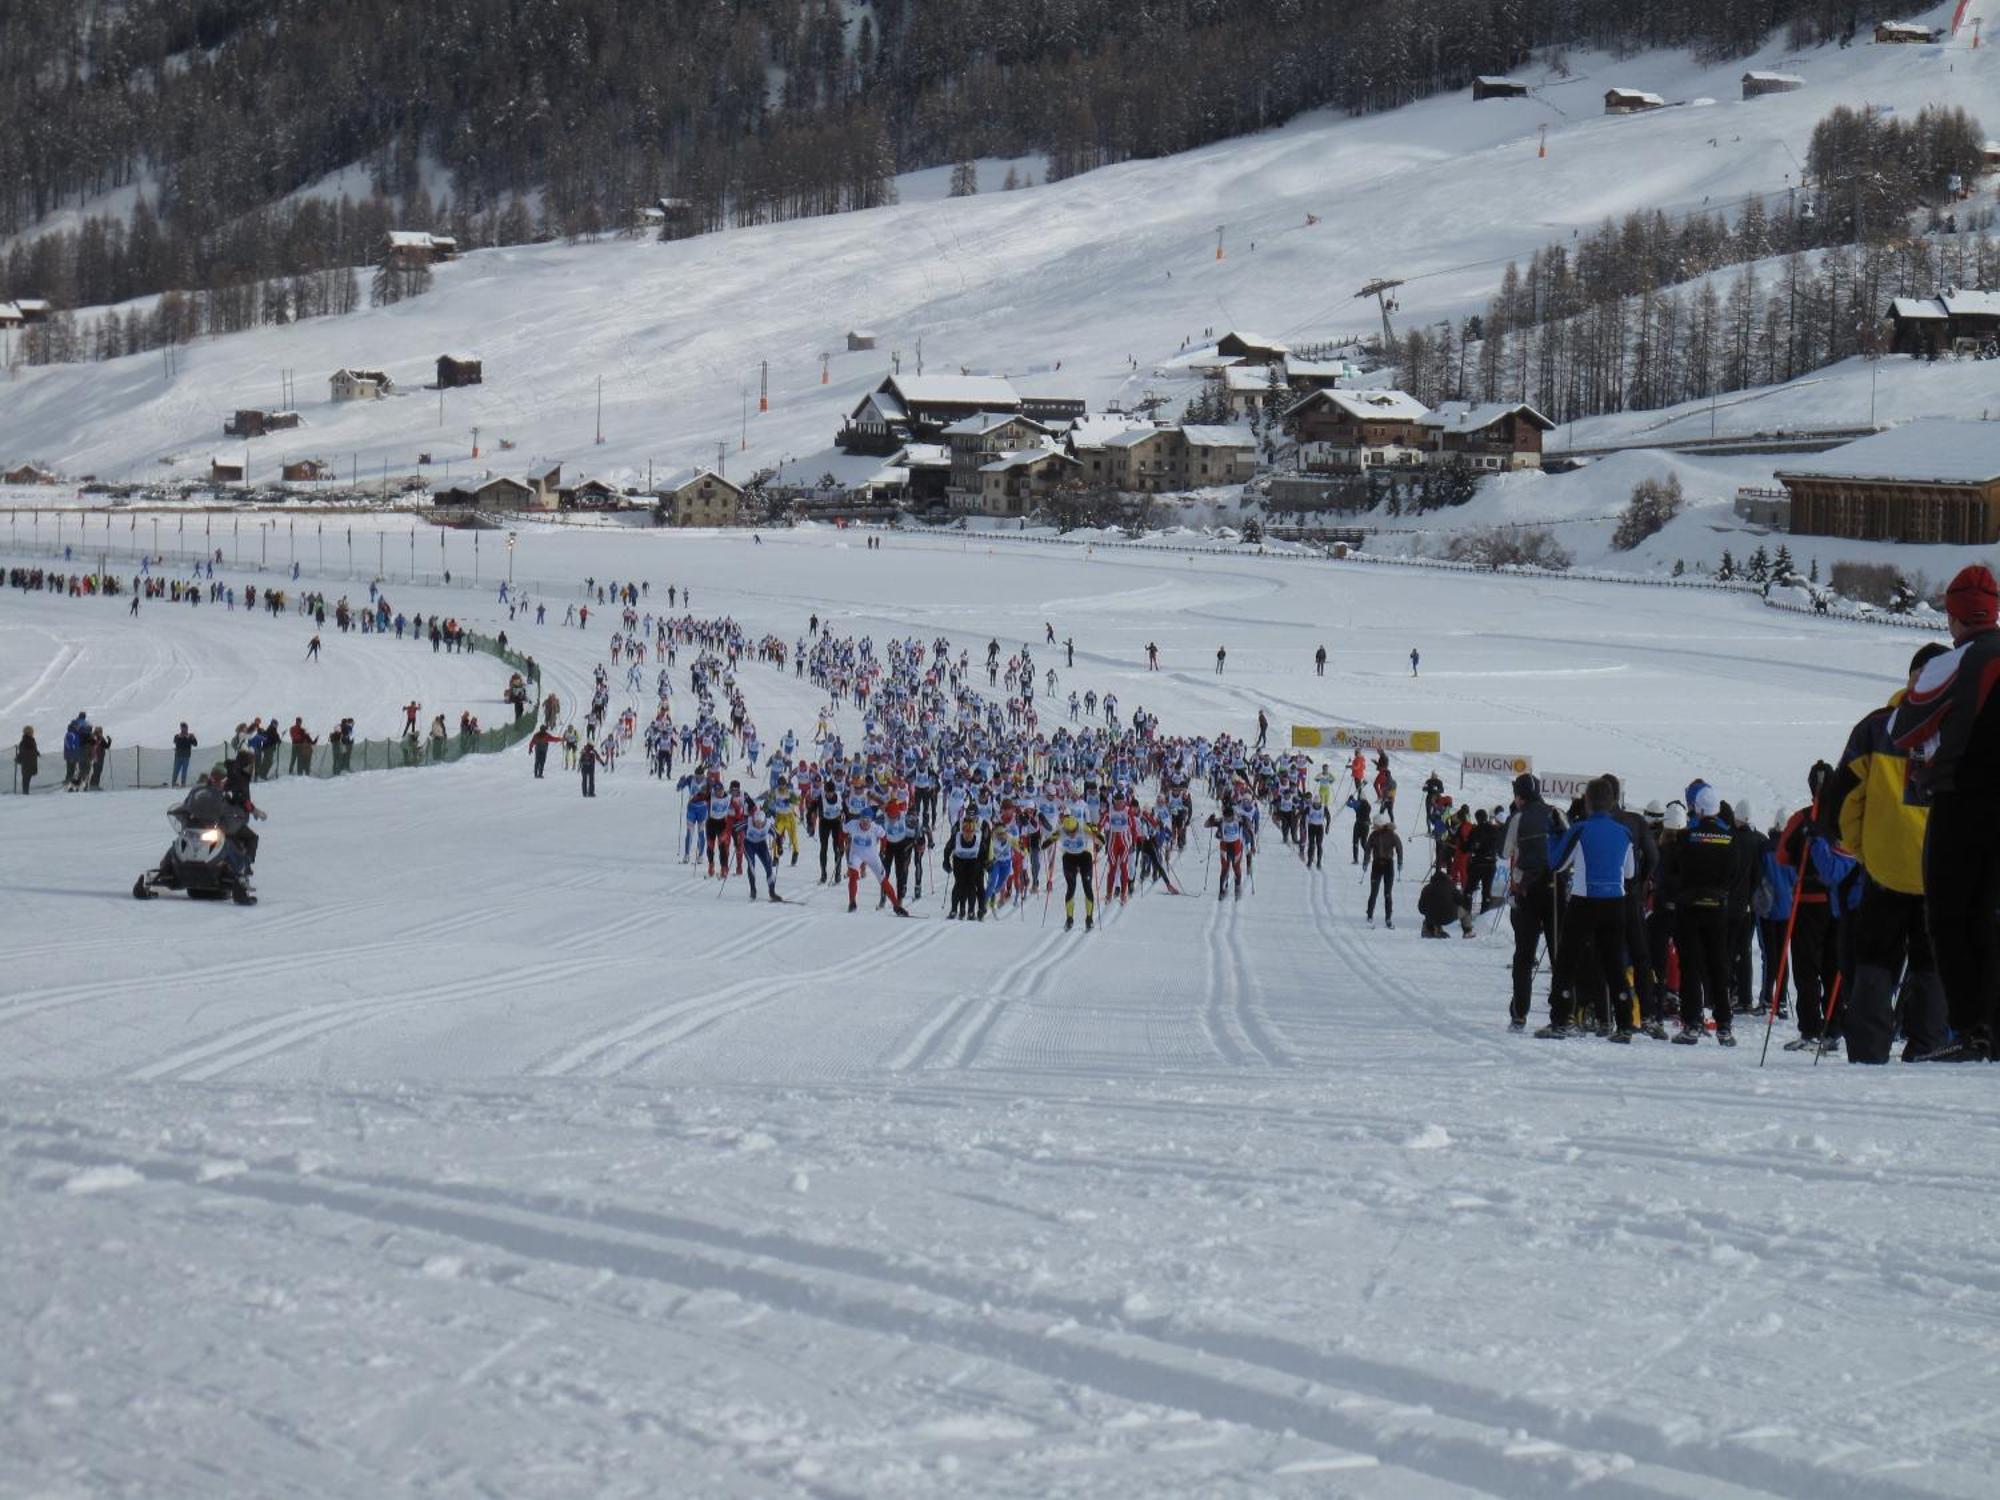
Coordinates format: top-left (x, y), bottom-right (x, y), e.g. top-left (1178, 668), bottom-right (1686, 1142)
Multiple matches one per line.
top-left (5, 527), bottom-right (1995, 1499)
top-left (2, 2), bottom-right (1993, 504)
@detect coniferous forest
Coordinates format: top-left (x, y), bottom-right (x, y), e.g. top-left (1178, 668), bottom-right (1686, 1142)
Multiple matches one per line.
top-left (0, 0), bottom-right (1882, 356)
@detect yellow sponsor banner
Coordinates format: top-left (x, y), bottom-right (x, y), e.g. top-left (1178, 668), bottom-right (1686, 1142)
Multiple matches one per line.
top-left (1292, 726), bottom-right (1441, 753)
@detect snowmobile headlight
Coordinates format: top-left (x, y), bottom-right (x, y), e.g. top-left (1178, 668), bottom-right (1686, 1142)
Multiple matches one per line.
top-left (199, 829), bottom-right (224, 844)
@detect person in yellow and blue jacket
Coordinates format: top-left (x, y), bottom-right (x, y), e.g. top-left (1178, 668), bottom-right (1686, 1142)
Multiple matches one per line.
top-left (1825, 641), bottom-right (1952, 1063)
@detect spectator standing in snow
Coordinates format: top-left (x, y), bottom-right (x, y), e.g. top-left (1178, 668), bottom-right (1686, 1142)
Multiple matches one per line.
top-left (13, 726), bottom-right (38, 795)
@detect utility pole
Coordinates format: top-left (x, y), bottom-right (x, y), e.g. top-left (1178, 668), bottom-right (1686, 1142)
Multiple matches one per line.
top-left (1215, 224), bottom-right (1226, 261)
top-left (759, 359), bottom-right (769, 413)
top-left (1357, 279), bottom-right (1405, 348)
top-left (717, 441), bottom-right (727, 477)
top-left (595, 376), bottom-right (605, 445)
top-left (820, 352), bottom-right (830, 385)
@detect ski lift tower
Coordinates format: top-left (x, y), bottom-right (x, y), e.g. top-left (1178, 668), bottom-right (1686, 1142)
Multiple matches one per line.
top-left (1357, 278), bottom-right (1405, 347)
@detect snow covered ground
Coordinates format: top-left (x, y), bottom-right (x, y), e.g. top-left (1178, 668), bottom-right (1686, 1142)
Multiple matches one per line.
top-left (5, 528), bottom-right (1993, 1499)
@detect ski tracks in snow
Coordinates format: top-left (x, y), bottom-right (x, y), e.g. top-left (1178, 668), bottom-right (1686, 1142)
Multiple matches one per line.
top-left (528, 922), bottom-right (949, 1080)
top-left (6, 1118), bottom-right (1938, 1500)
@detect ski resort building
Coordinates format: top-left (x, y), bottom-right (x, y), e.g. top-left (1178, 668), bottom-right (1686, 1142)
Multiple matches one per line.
top-left (1741, 71), bottom-right (1805, 99)
top-left (1876, 21), bottom-right (1940, 44)
top-left (1604, 88), bottom-right (1666, 114)
top-left (434, 475), bottom-right (538, 511)
top-left (660, 469), bottom-right (746, 527)
top-left (975, 449), bottom-right (1081, 516)
top-left (942, 412), bottom-right (1056, 497)
top-left (1182, 426), bottom-right (1259, 486)
top-left (0, 298), bottom-right (51, 325)
top-left (1776, 422), bottom-right (2000, 545)
top-left (3, 464), bottom-right (59, 484)
top-left (840, 373), bottom-right (1023, 453)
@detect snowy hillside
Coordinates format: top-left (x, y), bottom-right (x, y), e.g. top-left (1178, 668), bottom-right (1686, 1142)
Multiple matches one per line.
top-left (3, 3), bottom-right (1995, 502)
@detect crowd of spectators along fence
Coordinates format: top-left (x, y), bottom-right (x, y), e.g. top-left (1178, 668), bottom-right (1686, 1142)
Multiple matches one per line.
top-left (4, 560), bottom-right (547, 795)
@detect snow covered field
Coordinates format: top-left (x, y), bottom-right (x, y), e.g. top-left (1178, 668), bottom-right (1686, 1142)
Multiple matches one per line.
top-left (4, 528), bottom-right (1993, 1499)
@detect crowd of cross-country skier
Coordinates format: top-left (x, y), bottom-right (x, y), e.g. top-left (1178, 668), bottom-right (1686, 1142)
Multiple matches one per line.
top-left (518, 561), bottom-right (2000, 1067)
top-left (13, 540), bottom-right (1998, 1067)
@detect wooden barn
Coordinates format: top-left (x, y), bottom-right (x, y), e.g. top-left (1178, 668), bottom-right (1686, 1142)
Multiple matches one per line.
top-left (224, 409), bottom-right (301, 438)
top-left (436, 354), bottom-right (483, 389)
top-left (1604, 88), bottom-right (1667, 115)
top-left (1472, 76), bottom-right (1530, 101)
top-left (1778, 422), bottom-right (2000, 545)
top-left (282, 459), bottom-right (330, 483)
top-left (1876, 21), bottom-right (1939, 44)
top-left (1741, 71), bottom-right (1804, 99)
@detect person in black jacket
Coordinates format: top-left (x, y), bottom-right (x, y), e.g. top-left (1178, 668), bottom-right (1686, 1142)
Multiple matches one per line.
top-left (1892, 564), bottom-right (2000, 1056)
top-left (945, 815), bottom-right (991, 920)
top-left (1504, 773), bottom-right (1565, 1029)
top-left (1725, 798), bottom-right (1767, 1017)
top-left (1467, 808), bottom-right (1500, 911)
top-left (13, 726), bottom-right (38, 795)
top-left (1664, 784), bottom-right (1737, 1045)
top-left (1606, 775), bottom-right (1664, 1036)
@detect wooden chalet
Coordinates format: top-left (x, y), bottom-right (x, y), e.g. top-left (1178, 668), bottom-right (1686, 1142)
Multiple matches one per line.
top-left (435, 475), bottom-right (538, 511)
top-left (282, 459), bottom-right (331, 483)
top-left (942, 411), bottom-right (1055, 496)
top-left (1876, 21), bottom-right (1939, 44)
top-left (559, 477), bottom-right (623, 510)
top-left (1417, 402), bottom-right (1555, 470)
top-left (211, 456), bottom-right (246, 484)
top-left (1283, 389), bottom-right (1431, 469)
top-left (1472, 76), bottom-right (1530, 101)
top-left (4, 464), bottom-right (59, 485)
top-left (1887, 292), bottom-right (2000, 357)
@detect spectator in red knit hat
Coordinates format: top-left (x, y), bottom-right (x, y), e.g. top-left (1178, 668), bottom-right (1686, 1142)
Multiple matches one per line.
top-left (1891, 563), bottom-right (2000, 1058)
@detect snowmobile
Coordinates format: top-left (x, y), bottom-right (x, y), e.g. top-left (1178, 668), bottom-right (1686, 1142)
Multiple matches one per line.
top-left (133, 790), bottom-right (258, 905)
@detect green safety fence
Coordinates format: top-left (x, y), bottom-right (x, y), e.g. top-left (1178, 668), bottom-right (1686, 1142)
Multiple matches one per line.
top-left (7, 631), bottom-right (549, 795)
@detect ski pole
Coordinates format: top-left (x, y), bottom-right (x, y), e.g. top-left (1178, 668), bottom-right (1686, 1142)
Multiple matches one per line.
top-left (1811, 971), bottom-right (1846, 1065)
top-left (1758, 862), bottom-right (1810, 1068)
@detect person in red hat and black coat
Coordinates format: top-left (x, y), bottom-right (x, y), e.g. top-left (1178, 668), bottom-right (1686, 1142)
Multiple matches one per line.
top-left (1892, 564), bottom-right (2000, 1058)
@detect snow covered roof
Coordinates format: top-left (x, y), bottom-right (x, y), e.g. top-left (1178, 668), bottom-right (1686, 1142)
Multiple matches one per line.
top-left (1284, 356), bottom-right (1357, 380)
top-left (940, 410), bottom-right (1042, 438)
top-left (1418, 401), bottom-right (1555, 434)
top-left (1218, 331), bottom-right (1289, 355)
top-left (1476, 76), bottom-right (1526, 87)
top-left (1889, 297), bottom-right (1948, 320)
top-left (1742, 71), bottom-right (1805, 84)
top-left (1223, 364), bottom-right (1289, 392)
top-left (1288, 389), bottom-right (1429, 423)
top-left (0, 303), bottom-right (18, 323)
top-left (332, 367), bottom-right (391, 382)
top-left (1940, 290), bottom-right (2000, 318)
top-left (851, 390), bottom-right (907, 424)
top-left (893, 442), bottom-right (950, 467)
top-left (1606, 88), bottom-right (1666, 105)
top-left (1181, 425), bottom-right (1256, 448)
top-left (12, 298), bottom-right (51, 313)
top-left (439, 352), bottom-right (481, 363)
top-left (980, 448), bottom-right (1074, 474)
top-left (888, 374), bottom-right (1021, 409)
top-left (386, 230), bottom-right (438, 249)
top-left (1775, 421), bottom-right (2000, 487)
top-left (1104, 427), bottom-right (1177, 449)
top-left (210, 455), bottom-right (244, 469)
top-left (1066, 415), bottom-right (1146, 449)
